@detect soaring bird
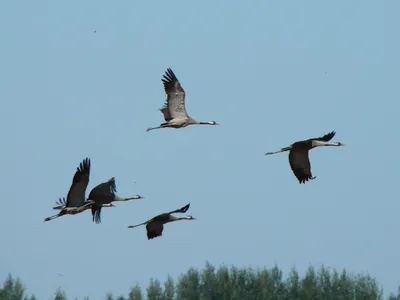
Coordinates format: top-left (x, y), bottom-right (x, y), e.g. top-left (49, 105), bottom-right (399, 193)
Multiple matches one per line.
top-left (146, 68), bottom-right (220, 131)
top-left (264, 131), bottom-right (344, 184)
top-left (127, 203), bottom-right (195, 239)
top-left (88, 177), bottom-right (144, 224)
top-left (44, 158), bottom-right (92, 222)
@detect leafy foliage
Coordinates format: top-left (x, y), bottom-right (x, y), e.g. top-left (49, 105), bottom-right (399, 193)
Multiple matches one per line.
top-left (0, 263), bottom-right (398, 299)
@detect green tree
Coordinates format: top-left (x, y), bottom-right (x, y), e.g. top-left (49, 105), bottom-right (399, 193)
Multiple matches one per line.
top-left (54, 287), bottom-right (67, 300)
top-left (301, 265), bottom-right (318, 300)
top-left (354, 273), bottom-right (383, 300)
top-left (337, 269), bottom-right (355, 300)
top-left (214, 265), bottom-right (232, 300)
top-left (147, 278), bottom-right (162, 300)
top-left (199, 262), bottom-right (216, 300)
top-left (388, 287), bottom-right (400, 300)
top-left (128, 284), bottom-right (143, 300)
top-left (105, 293), bottom-right (114, 300)
top-left (0, 274), bottom-right (27, 300)
top-left (316, 265), bottom-right (332, 299)
top-left (161, 275), bottom-right (175, 300)
top-left (176, 267), bottom-right (200, 300)
top-left (286, 267), bottom-right (300, 300)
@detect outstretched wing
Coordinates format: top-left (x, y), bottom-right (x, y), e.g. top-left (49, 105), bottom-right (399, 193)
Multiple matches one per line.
top-left (288, 149), bottom-right (314, 184)
top-left (166, 203), bottom-right (190, 215)
top-left (88, 177), bottom-right (116, 205)
top-left (88, 177), bottom-right (117, 224)
top-left (146, 222), bottom-right (164, 239)
top-left (161, 68), bottom-right (188, 121)
top-left (91, 206), bottom-right (102, 224)
top-left (314, 131), bottom-right (336, 142)
top-left (66, 158), bottom-right (91, 207)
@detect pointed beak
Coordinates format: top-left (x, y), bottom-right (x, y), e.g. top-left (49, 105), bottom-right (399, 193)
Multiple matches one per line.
top-left (215, 122), bottom-right (220, 125)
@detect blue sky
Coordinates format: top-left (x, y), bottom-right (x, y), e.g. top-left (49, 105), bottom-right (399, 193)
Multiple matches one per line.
top-left (0, 0), bottom-right (398, 299)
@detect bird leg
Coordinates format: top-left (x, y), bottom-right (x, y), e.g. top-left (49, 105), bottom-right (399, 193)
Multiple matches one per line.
top-left (146, 123), bottom-right (170, 132)
top-left (264, 146), bottom-right (291, 155)
top-left (44, 213), bottom-right (62, 222)
top-left (127, 222), bottom-right (147, 229)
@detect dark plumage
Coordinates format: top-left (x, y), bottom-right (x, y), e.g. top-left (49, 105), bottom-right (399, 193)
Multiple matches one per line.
top-left (127, 203), bottom-right (195, 239)
top-left (44, 158), bottom-right (92, 222)
top-left (265, 131), bottom-right (345, 184)
top-left (88, 177), bottom-right (144, 224)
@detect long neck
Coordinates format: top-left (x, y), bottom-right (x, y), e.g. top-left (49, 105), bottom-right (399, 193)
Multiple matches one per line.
top-left (114, 195), bottom-right (141, 202)
top-left (199, 122), bottom-right (213, 125)
top-left (312, 141), bottom-right (340, 148)
top-left (168, 216), bottom-right (190, 223)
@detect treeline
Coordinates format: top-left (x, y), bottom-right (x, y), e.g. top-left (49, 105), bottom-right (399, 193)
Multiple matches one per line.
top-left (2, 263), bottom-right (400, 300)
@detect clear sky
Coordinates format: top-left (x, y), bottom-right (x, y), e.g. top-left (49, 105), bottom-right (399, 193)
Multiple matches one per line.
top-left (0, 1), bottom-right (398, 299)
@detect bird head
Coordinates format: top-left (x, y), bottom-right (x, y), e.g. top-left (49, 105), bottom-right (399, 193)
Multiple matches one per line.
top-left (209, 121), bottom-right (220, 125)
top-left (336, 142), bottom-right (345, 146)
top-left (133, 195), bottom-right (144, 199)
top-left (184, 215), bottom-right (196, 220)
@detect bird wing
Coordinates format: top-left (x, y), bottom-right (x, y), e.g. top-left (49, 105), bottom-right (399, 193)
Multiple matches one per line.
top-left (161, 68), bottom-right (188, 120)
top-left (314, 131), bottom-right (336, 142)
top-left (288, 148), bottom-right (314, 184)
top-left (146, 222), bottom-right (164, 239)
top-left (66, 158), bottom-right (91, 207)
top-left (159, 105), bottom-right (172, 122)
top-left (91, 206), bottom-right (102, 224)
top-left (166, 203), bottom-right (190, 215)
top-left (88, 177), bottom-right (116, 205)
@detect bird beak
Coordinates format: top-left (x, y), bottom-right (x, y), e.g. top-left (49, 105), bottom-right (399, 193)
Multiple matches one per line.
top-left (215, 123), bottom-right (220, 125)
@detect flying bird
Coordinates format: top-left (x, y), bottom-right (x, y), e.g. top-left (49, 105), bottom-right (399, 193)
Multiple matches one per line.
top-left (264, 131), bottom-right (344, 184)
top-left (127, 203), bottom-right (195, 239)
top-left (146, 68), bottom-right (220, 132)
top-left (88, 177), bottom-right (144, 224)
top-left (44, 158), bottom-right (92, 222)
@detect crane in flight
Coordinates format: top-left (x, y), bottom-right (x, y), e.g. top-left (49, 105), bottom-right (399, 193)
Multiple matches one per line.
top-left (44, 158), bottom-right (92, 222)
top-left (146, 68), bottom-right (220, 132)
top-left (127, 203), bottom-right (195, 239)
top-left (88, 177), bottom-right (144, 224)
top-left (265, 131), bottom-right (344, 184)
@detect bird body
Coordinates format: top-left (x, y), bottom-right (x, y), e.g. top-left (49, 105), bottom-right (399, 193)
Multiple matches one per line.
top-left (265, 131), bottom-right (344, 184)
top-left (146, 68), bottom-right (219, 131)
top-left (89, 177), bottom-right (143, 224)
top-left (127, 203), bottom-right (194, 239)
top-left (44, 158), bottom-right (91, 222)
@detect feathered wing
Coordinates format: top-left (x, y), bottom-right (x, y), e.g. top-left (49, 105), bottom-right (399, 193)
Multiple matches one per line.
top-left (91, 206), bottom-right (102, 224)
top-left (88, 177), bottom-right (116, 204)
top-left (166, 203), bottom-right (190, 215)
top-left (66, 158), bottom-right (91, 207)
top-left (160, 68), bottom-right (188, 120)
top-left (288, 149), bottom-right (314, 184)
top-left (314, 131), bottom-right (336, 142)
top-left (88, 177), bottom-right (117, 223)
top-left (146, 222), bottom-right (164, 239)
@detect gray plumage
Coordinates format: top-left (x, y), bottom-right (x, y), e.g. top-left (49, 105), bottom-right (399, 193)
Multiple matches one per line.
top-left (264, 131), bottom-right (345, 184)
top-left (146, 68), bottom-right (220, 131)
top-left (44, 158), bottom-right (92, 222)
top-left (127, 203), bottom-right (195, 240)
